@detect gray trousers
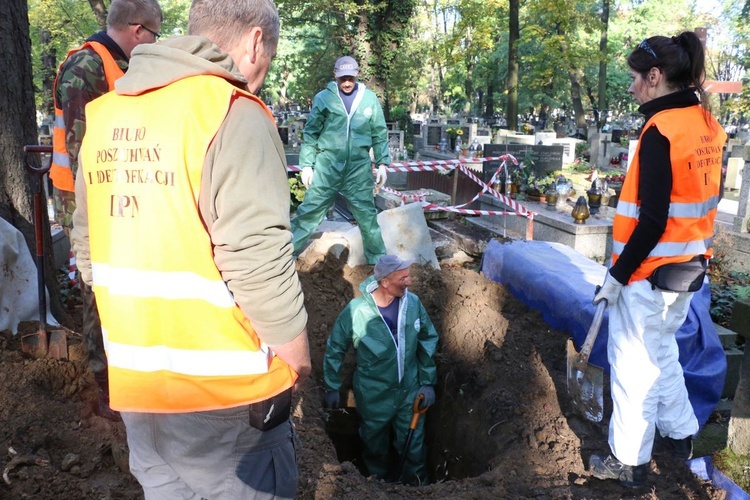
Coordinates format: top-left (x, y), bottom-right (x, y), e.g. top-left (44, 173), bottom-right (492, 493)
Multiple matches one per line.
top-left (122, 406), bottom-right (298, 499)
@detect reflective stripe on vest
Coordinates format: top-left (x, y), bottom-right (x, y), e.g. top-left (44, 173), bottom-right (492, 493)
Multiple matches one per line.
top-left (51, 42), bottom-right (124, 192)
top-left (102, 327), bottom-right (273, 376)
top-left (611, 105), bottom-right (726, 283)
top-left (80, 75), bottom-right (292, 413)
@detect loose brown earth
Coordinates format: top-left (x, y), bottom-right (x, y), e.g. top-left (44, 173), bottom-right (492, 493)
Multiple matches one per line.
top-left (0, 245), bottom-right (725, 499)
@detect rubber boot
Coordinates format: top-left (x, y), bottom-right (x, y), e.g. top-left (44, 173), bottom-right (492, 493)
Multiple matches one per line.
top-left (93, 370), bottom-right (121, 422)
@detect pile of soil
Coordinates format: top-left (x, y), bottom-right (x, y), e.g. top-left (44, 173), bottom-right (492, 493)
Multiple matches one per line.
top-left (0, 249), bottom-right (724, 499)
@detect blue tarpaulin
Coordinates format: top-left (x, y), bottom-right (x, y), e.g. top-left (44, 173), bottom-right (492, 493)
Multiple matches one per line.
top-left (480, 239), bottom-right (726, 427)
top-left (688, 457), bottom-right (750, 499)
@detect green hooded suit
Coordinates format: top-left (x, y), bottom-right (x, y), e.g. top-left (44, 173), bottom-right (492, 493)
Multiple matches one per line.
top-left (323, 276), bottom-right (439, 484)
top-left (291, 81), bottom-right (390, 264)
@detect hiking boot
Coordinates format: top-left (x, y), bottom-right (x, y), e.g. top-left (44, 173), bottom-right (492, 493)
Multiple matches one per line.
top-left (589, 454), bottom-right (648, 488)
top-left (663, 436), bottom-right (693, 461)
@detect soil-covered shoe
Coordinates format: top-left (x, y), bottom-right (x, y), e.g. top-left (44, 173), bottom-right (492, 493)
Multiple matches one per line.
top-left (589, 454), bottom-right (648, 488)
top-left (663, 436), bottom-right (693, 461)
top-left (93, 371), bottom-right (121, 422)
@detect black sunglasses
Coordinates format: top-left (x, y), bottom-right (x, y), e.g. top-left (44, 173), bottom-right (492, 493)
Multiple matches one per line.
top-left (638, 39), bottom-right (657, 59)
top-left (129, 22), bottom-right (161, 39)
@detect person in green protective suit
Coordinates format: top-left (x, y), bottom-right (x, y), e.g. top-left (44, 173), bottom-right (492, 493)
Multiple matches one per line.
top-left (323, 255), bottom-right (439, 485)
top-left (291, 56), bottom-right (390, 264)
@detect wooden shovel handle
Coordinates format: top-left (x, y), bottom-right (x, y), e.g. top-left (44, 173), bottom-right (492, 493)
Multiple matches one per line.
top-left (579, 300), bottom-right (607, 362)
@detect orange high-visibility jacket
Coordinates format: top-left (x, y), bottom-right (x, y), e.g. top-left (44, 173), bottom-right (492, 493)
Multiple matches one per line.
top-left (79, 75), bottom-right (296, 413)
top-left (612, 105), bottom-right (727, 284)
top-left (51, 42), bottom-right (124, 192)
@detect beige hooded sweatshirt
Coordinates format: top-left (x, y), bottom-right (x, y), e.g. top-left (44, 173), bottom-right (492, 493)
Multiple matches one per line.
top-left (72, 36), bottom-right (307, 346)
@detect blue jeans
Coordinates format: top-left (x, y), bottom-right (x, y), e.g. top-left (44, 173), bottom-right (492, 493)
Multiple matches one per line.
top-left (122, 406), bottom-right (298, 499)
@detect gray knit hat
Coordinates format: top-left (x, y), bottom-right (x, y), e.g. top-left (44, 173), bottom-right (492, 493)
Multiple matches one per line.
top-left (374, 255), bottom-right (414, 281)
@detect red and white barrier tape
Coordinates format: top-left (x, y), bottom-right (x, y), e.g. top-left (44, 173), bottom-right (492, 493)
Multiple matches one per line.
top-left (68, 249), bottom-right (78, 286)
top-left (286, 155), bottom-right (519, 173)
top-left (288, 154), bottom-right (534, 236)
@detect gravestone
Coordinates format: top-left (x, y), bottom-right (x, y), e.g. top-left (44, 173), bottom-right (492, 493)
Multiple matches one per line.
top-left (412, 122), bottom-right (423, 137)
top-left (460, 124), bottom-right (473, 142)
top-left (388, 130), bottom-right (405, 150)
top-left (277, 126), bottom-right (289, 145)
top-left (475, 127), bottom-right (493, 147)
top-left (725, 157), bottom-right (744, 190)
top-left (731, 144), bottom-right (750, 161)
top-left (426, 125), bottom-right (443, 146)
top-left (590, 132), bottom-right (613, 169)
top-left (535, 131), bottom-right (556, 144)
top-left (549, 138), bottom-right (583, 165)
top-left (482, 143), bottom-right (565, 181)
top-left (494, 129), bottom-right (536, 146)
top-left (734, 163), bottom-right (750, 233)
top-left (611, 129), bottom-right (625, 145)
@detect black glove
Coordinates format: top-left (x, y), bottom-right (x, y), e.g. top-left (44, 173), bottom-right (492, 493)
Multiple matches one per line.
top-left (417, 385), bottom-right (435, 409)
top-left (323, 390), bottom-right (340, 409)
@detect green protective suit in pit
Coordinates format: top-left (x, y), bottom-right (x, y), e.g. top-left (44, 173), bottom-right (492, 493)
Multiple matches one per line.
top-left (291, 81), bottom-right (390, 264)
top-left (323, 276), bottom-right (439, 484)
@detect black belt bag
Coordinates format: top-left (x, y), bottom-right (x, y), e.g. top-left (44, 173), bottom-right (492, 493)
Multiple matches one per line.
top-left (248, 388), bottom-right (292, 431)
top-left (647, 256), bottom-right (707, 292)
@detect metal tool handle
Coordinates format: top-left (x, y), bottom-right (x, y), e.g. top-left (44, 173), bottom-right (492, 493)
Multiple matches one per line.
top-left (23, 145), bottom-right (53, 177)
top-left (579, 300), bottom-right (607, 362)
top-left (23, 145), bottom-right (53, 331)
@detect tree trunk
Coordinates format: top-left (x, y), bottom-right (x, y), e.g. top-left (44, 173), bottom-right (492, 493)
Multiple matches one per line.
top-left (87, 0), bottom-right (108, 29)
top-left (568, 70), bottom-right (587, 133)
top-left (597, 0), bottom-right (609, 132)
top-left (485, 82), bottom-right (495, 121)
top-left (506, 0), bottom-right (519, 132)
top-left (40, 29), bottom-right (56, 118)
top-left (464, 27), bottom-right (474, 114)
top-left (0, 0), bottom-right (65, 321)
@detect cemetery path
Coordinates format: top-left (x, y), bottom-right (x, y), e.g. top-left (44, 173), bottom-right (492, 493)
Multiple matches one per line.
top-left (0, 251), bottom-right (726, 499)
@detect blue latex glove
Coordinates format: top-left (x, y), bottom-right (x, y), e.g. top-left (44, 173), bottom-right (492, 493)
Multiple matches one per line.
top-left (417, 385), bottom-right (435, 409)
top-left (323, 390), bottom-right (340, 409)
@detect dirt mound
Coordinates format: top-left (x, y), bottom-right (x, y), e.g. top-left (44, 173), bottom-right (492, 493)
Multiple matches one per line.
top-left (0, 251), bottom-right (724, 499)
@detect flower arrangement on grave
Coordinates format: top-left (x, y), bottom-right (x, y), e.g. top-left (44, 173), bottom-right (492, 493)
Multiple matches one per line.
top-left (445, 127), bottom-right (464, 139)
top-left (521, 123), bottom-right (534, 134)
top-left (288, 174), bottom-right (307, 211)
top-left (510, 161), bottom-right (530, 187)
top-left (526, 172), bottom-right (557, 197)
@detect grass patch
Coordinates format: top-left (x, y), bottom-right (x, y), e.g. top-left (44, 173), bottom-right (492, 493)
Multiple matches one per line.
top-left (712, 448), bottom-right (750, 493)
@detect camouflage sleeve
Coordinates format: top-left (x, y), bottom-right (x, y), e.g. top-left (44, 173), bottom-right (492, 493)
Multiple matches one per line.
top-left (55, 49), bottom-right (109, 179)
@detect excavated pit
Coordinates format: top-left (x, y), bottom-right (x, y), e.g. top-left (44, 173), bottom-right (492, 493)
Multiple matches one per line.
top-left (297, 252), bottom-right (582, 484)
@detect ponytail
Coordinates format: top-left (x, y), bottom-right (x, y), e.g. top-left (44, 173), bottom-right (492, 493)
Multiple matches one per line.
top-left (627, 30), bottom-right (709, 110)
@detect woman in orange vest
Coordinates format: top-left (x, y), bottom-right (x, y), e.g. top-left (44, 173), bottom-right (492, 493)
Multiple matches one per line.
top-left (589, 31), bottom-right (727, 488)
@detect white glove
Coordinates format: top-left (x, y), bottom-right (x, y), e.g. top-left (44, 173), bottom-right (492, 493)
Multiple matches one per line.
top-left (375, 165), bottom-right (387, 188)
top-left (593, 272), bottom-right (623, 306)
top-left (301, 167), bottom-right (314, 188)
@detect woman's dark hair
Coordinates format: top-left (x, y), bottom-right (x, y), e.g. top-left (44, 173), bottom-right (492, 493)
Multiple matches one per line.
top-left (627, 31), bottom-right (707, 107)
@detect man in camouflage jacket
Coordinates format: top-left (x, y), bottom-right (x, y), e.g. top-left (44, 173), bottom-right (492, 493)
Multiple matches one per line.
top-left (53, 0), bottom-right (162, 420)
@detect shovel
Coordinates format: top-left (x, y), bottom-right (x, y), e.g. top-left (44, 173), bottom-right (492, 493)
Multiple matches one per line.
top-left (20, 144), bottom-right (68, 360)
top-left (397, 393), bottom-right (428, 482)
top-left (566, 299), bottom-right (606, 422)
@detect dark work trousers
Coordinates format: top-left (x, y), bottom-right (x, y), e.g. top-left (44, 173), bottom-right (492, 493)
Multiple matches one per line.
top-left (80, 275), bottom-right (107, 374)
